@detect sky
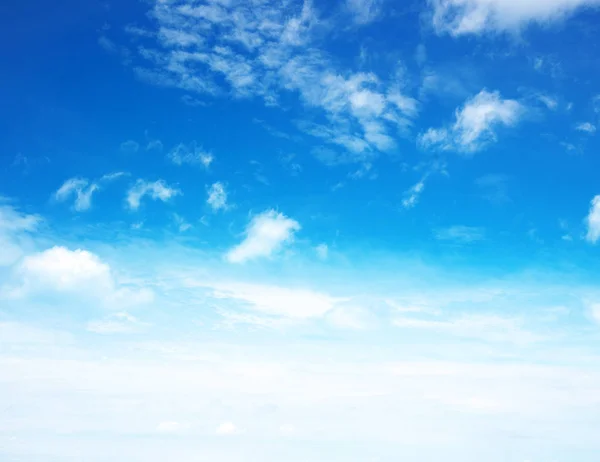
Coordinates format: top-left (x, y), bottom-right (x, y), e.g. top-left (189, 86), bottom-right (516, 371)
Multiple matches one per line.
top-left (1, 0), bottom-right (600, 461)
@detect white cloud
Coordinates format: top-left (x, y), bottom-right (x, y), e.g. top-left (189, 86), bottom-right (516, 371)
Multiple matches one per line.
top-left (126, 179), bottom-right (180, 210)
top-left (402, 178), bottom-right (426, 209)
top-left (54, 174), bottom-right (126, 211)
top-left (207, 182), bottom-right (228, 211)
top-left (8, 246), bottom-right (153, 307)
top-left (576, 122), bottom-right (596, 134)
top-left (346, 0), bottom-right (382, 24)
top-left (419, 90), bottom-right (522, 153)
top-left (146, 139), bottom-right (164, 151)
top-left (168, 142), bottom-right (213, 167)
top-left (226, 210), bottom-right (300, 263)
top-left (588, 302), bottom-right (600, 324)
top-left (325, 304), bottom-right (373, 330)
top-left (205, 281), bottom-right (341, 319)
top-left (537, 94), bottom-right (558, 111)
top-left (120, 139), bottom-right (140, 154)
top-left (131, 1), bottom-right (419, 163)
top-left (429, 0), bottom-right (600, 36)
top-left (54, 178), bottom-right (98, 212)
top-left (173, 213), bottom-right (192, 232)
top-left (585, 195), bottom-right (600, 244)
top-left (315, 243), bottom-right (328, 260)
top-left (0, 204), bottom-right (40, 266)
top-left (435, 225), bottom-right (485, 242)
top-left (215, 421), bottom-right (238, 435)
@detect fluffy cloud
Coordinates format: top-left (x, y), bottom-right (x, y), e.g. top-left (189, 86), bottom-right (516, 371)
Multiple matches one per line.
top-left (585, 195), bottom-right (600, 244)
top-left (419, 90), bottom-right (522, 153)
top-left (7, 246), bottom-right (153, 307)
top-left (126, 179), bottom-right (180, 210)
top-left (429, 0), bottom-right (600, 36)
top-left (226, 210), bottom-right (300, 263)
top-left (207, 182), bottom-right (228, 211)
top-left (168, 142), bottom-right (213, 168)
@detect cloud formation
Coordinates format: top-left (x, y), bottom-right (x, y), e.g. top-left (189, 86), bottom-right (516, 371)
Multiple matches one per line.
top-left (226, 210), bottom-right (300, 263)
top-left (418, 90), bottom-right (522, 153)
top-left (126, 179), bottom-right (180, 210)
top-left (429, 0), bottom-right (600, 36)
top-left (207, 182), bottom-right (228, 211)
top-left (585, 195), bottom-right (600, 244)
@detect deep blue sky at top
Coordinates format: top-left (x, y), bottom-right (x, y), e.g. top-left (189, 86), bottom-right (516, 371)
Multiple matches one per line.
top-left (1, 0), bottom-right (600, 274)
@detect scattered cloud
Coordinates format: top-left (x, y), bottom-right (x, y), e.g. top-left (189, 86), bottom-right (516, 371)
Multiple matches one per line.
top-left (226, 210), bottom-right (300, 263)
top-left (207, 182), bottom-right (228, 211)
top-left (419, 90), bottom-right (523, 153)
top-left (575, 122), bottom-right (596, 134)
top-left (130, 0), bottom-right (419, 163)
top-left (126, 179), bottom-right (180, 210)
top-left (429, 0), bottom-right (600, 36)
top-left (168, 142), bottom-right (213, 168)
top-left (585, 195), bottom-right (600, 244)
top-left (435, 225), bottom-right (485, 242)
top-left (120, 139), bottom-right (140, 154)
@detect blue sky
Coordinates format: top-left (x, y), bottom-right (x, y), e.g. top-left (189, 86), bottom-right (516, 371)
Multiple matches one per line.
top-left (2, 0), bottom-right (600, 461)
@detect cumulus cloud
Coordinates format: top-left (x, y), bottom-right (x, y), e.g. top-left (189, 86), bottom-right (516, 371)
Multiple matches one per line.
top-left (168, 142), bottom-right (213, 168)
top-left (126, 179), bottom-right (180, 210)
top-left (419, 90), bottom-right (522, 153)
top-left (429, 0), bottom-right (600, 36)
top-left (7, 246), bottom-right (153, 307)
top-left (207, 182), bottom-right (228, 211)
top-left (226, 210), bottom-right (300, 263)
top-left (585, 195), bottom-right (600, 244)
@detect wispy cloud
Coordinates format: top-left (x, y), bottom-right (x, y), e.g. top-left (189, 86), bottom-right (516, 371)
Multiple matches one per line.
top-left (126, 179), bottom-right (180, 210)
top-left (207, 182), bottom-right (228, 212)
top-left (120, 139), bottom-right (140, 154)
top-left (434, 225), bottom-right (485, 243)
top-left (54, 173), bottom-right (127, 212)
top-left (575, 122), bottom-right (596, 134)
top-left (168, 142), bottom-right (213, 168)
top-left (226, 210), bottom-right (300, 263)
top-left (429, 0), bottom-right (600, 36)
top-left (418, 90), bottom-right (523, 153)
top-left (585, 195), bottom-right (600, 244)
top-left (127, 0), bottom-right (419, 163)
